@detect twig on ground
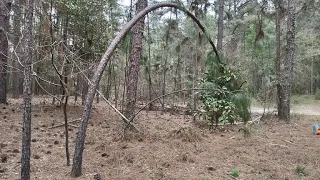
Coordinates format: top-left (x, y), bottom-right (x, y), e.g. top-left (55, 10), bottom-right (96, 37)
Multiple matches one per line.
top-left (50, 124), bottom-right (79, 129)
top-left (284, 140), bottom-right (294, 144)
top-left (49, 118), bottom-right (81, 129)
top-left (67, 124), bottom-right (79, 128)
top-left (268, 143), bottom-right (288, 148)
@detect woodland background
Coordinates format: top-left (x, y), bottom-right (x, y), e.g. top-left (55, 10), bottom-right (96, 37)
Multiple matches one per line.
top-left (1, 0), bottom-right (320, 179)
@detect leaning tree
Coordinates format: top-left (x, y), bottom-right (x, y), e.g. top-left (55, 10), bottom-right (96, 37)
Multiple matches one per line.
top-left (70, 2), bottom-right (220, 177)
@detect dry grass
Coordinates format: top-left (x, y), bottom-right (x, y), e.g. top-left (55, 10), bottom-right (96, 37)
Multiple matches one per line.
top-left (167, 126), bottom-right (202, 142)
top-left (1, 98), bottom-right (320, 179)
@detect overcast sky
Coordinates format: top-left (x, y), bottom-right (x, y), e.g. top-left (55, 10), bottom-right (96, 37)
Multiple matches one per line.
top-left (119, 0), bottom-right (132, 6)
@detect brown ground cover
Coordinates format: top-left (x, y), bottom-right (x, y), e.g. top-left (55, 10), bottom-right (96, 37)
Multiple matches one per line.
top-left (1, 98), bottom-right (320, 179)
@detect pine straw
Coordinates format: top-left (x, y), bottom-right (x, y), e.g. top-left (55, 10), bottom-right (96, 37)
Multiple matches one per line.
top-left (2, 99), bottom-right (320, 179)
top-left (167, 126), bottom-right (202, 142)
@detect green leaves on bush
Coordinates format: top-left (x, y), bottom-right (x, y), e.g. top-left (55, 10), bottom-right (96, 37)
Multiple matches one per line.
top-left (199, 52), bottom-right (250, 126)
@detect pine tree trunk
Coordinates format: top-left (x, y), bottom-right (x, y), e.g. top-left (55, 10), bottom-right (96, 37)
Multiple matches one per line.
top-left (124, 0), bottom-right (148, 121)
top-left (75, 74), bottom-right (79, 102)
top-left (105, 61), bottom-right (112, 99)
top-left (162, 29), bottom-right (169, 111)
top-left (0, 0), bottom-right (10, 104)
top-left (147, 15), bottom-right (153, 110)
top-left (279, 0), bottom-right (295, 121)
top-left (174, 55), bottom-right (182, 97)
top-left (217, 0), bottom-right (224, 53)
top-left (21, 0), bottom-right (34, 179)
top-left (12, 0), bottom-right (24, 98)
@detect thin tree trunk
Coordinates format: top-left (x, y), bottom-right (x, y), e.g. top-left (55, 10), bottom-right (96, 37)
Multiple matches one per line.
top-left (193, 52), bottom-right (200, 122)
top-left (81, 75), bottom-right (87, 105)
top-left (96, 85), bottom-right (100, 103)
top-left (49, 0), bottom-right (55, 105)
top-left (75, 74), bottom-right (79, 102)
top-left (12, 0), bottom-right (24, 98)
top-left (162, 29), bottom-right (170, 111)
top-left (62, 13), bottom-right (70, 166)
top-left (21, 0), bottom-right (34, 178)
top-left (147, 14), bottom-right (153, 110)
top-left (114, 70), bottom-right (119, 108)
top-left (275, 0), bottom-right (282, 118)
top-left (310, 57), bottom-right (314, 94)
top-left (0, 0), bottom-right (10, 104)
top-left (105, 61), bottom-right (112, 99)
top-left (174, 53), bottom-right (182, 97)
top-left (63, 94), bottom-right (70, 166)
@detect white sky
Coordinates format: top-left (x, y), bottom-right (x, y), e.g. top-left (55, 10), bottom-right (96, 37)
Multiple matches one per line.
top-left (119, 0), bottom-right (172, 7)
top-left (119, 0), bottom-right (133, 7)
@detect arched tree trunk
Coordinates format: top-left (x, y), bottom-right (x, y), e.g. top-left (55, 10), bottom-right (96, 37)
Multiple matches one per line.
top-left (70, 2), bottom-right (220, 177)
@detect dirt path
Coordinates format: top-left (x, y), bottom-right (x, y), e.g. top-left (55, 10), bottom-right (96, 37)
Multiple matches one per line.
top-left (251, 104), bottom-right (320, 116)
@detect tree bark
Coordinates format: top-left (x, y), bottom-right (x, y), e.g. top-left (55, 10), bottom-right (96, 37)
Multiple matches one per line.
top-left (279, 0), bottom-right (295, 121)
top-left (12, 0), bottom-right (24, 98)
top-left (147, 15), bottom-right (153, 110)
top-left (70, 3), bottom-right (220, 177)
top-left (275, 0), bottom-right (282, 118)
top-left (124, 0), bottom-right (148, 121)
top-left (174, 56), bottom-right (182, 94)
top-left (217, 0), bottom-right (224, 53)
top-left (162, 23), bottom-right (170, 111)
top-left (0, 0), bottom-right (11, 104)
top-left (21, 0), bottom-right (34, 179)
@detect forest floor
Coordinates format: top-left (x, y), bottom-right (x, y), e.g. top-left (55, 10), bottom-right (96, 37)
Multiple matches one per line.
top-left (1, 97), bottom-right (320, 180)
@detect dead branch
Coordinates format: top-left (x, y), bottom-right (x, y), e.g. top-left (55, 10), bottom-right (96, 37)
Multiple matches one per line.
top-left (34, 76), bottom-right (61, 102)
top-left (124, 88), bottom-right (220, 130)
top-left (68, 56), bottom-right (139, 132)
top-left (49, 118), bottom-right (81, 129)
top-left (50, 124), bottom-right (79, 129)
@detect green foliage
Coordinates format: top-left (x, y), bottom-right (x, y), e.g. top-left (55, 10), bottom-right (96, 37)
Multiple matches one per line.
top-left (241, 126), bottom-right (251, 137)
top-left (199, 52), bottom-right (251, 126)
top-left (231, 169), bottom-right (240, 177)
top-left (295, 165), bottom-right (308, 176)
top-left (315, 89), bottom-right (320, 100)
top-left (201, 177), bottom-right (210, 180)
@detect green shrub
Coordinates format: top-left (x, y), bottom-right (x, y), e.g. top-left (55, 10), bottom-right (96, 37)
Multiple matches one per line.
top-left (231, 169), bottom-right (240, 177)
top-left (295, 165), bottom-right (308, 176)
top-left (199, 52), bottom-right (250, 127)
